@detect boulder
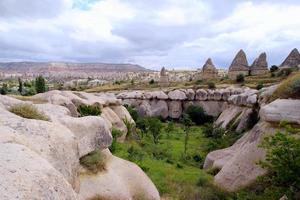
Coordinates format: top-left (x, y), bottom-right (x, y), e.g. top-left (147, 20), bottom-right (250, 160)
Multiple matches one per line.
top-left (79, 149), bottom-right (160, 200)
top-left (111, 105), bottom-right (135, 124)
top-left (205, 122), bottom-right (276, 191)
top-left (195, 89), bottom-right (208, 100)
top-left (194, 101), bottom-right (228, 117)
top-left (144, 91), bottom-right (168, 100)
top-left (168, 101), bottom-right (182, 119)
top-left (215, 105), bottom-right (244, 128)
top-left (0, 143), bottom-right (78, 200)
top-left (250, 52), bottom-right (269, 75)
top-left (149, 100), bottom-right (169, 119)
top-left (260, 99), bottom-right (300, 124)
top-left (168, 90), bottom-right (187, 100)
top-left (185, 89), bottom-right (195, 100)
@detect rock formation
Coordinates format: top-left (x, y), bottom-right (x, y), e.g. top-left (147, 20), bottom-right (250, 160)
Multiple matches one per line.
top-left (0, 91), bottom-right (159, 200)
top-left (201, 58), bottom-right (218, 80)
top-left (228, 49), bottom-right (249, 79)
top-left (250, 52), bottom-right (269, 75)
top-left (280, 48), bottom-right (300, 68)
top-left (159, 67), bottom-right (169, 87)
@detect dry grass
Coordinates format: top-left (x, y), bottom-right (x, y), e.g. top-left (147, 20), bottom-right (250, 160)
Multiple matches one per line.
top-left (9, 104), bottom-right (49, 121)
top-left (80, 150), bottom-right (106, 173)
top-left (9, 95), bottom-right (48, 104)
top-left (271, 72), bottom-right (300, 100)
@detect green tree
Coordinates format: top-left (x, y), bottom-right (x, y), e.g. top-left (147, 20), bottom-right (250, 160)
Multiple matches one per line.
top-left (0, 83), bottom-right (8, 95)
top-left (18, 77), bottom-right (23, 94)
top-left (270, 65), bottom-right (279, 72)
top-left (236, 74), bottom-right (245, 83)
top-left (207, 81), bottom-right (216, 89)
top-left (260, 127), bottom-right (300, 196)
top-left (147, 117), bottom-right (163, 144)
top-left (35, 75), bottom-right (46, 93)
top-left (185, 105), bottom-right (213, 125)
top-left (181, 114), bottom-right (193, 155)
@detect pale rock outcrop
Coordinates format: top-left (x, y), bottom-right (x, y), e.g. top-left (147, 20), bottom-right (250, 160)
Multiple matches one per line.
top-left (228, 49), bottom-right (249, 79)
top-left (168, 101), bottom-right (182, 119)
top-left (215, 105), bottom-right (244, 128)
top-left (250, 52), bottom-right (269, 75)
top-left (194, 101), bottom-right (228, 117)
top-left (213, 89), bottom-right (222, 101)
top-left (144, 91), bottom-right (168, 100)
top-left (117, 91), bottom-right (145, 99)
top-left (205, 122), bottom-right (276, 191)
top-left (258, 84), bottom-right (279, 105)
top-left (111, 105), bottom-right (135, 124)
top-left (185, 89), bottom-right (195, 100)
top-left (260, 99), bottom-right (300, 124)
top-left (201, 58), bottom-right (218, 80)
top-left (79, 149), bottom-right (160, 200)
top-left (195, 89), bottom-right (208, 100)
top-left (168, 89), bottom-right (187, 100)
top-left (0, 143), bottom-right (78, 200)
top-left (280, 48), bottom-right (300, 68)
top-left (101, 107), bottom-right (127, 141)
top-left (149, 100), bottom-right (169, 119)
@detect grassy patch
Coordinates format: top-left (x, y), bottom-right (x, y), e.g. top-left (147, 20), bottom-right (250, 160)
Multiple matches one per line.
top-left (77, 105), bottom-right (101, 117)
top-left (9, 104), bottom-right (49, 121)
top-left (80, 150), bottom-right (105, 173)
top-left (272, 72), bottom-right (300, 100)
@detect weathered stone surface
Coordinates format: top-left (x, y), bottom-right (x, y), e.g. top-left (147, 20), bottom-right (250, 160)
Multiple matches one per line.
top-left (79, 149), bottom-right (160, 200)
top-left (280, 48), bottom-right (300, 68)
top-left (0, 143), bottom-right (78, 200)
top-left (228, 49), bottom-right (249, 79)
top-left (168, 101), bottom-right (182, 119)
top-left (258, 84), bottom-right (279, 105)
top-left (195, 89), bottom-right (208, 100)
top-left (201, 58), bottom-right (218, 80)
top-left (215, 105), bottom-right (244, 128)
top-left (160, 67), bottom-right (169, 87)
top-left (250, 52), bottom-right (269, 75)
top-left (117, 91), bottom-right (145, 99)
top-left (194, 101), bottom-right (228, 117)
top-left (185, 89), bottom-right (195, 100)
top-left (144, 91), bottom-right (168, 100)
top-left (150, 100), bottom-right (169, 119)
top-left (205, 122), bottom-right (276, 192)
top-left (111, 105), bottom-right (135, 124)
top-left (168, 89), bottom-right (187, 100)
top-left (260, 99), bottom-right (300, 124)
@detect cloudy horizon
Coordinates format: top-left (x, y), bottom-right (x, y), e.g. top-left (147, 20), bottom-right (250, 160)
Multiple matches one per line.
top-left (0, 0), bottom-right (299, 70)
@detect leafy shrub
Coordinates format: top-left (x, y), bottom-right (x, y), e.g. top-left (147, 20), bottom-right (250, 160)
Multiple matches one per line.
top-left (77, 105), bottom-right (101, 117)
top-left (185, 105), bottom-right (213, 125)
top-left (256, 82), bottom-right (264, 90)
top-left (207, 82), bottom-right (216, 89)
top-left (9, 104), bottom-right (49, 121)
top-left (147, 117), bottom-right (163, 144)
top-left (109, 128), bottom-right (123, 153)
top-left (80, 150), bottom-right (105, 173)
top-left (126, 105), bottom-right (138, 121)
top-left (270, 65), bottom-right (279, 72)
top-left (196, 79), bottom-right (203, 85)
top-left (272, 73), bottom-right (300, 99)
top-left (136, 118), bottom-right (148, 133)
top-left (123, 117), bottom-right (135, 139)
top-left (260, 129), bottom-right (300, 195)
top-left (236, 74), bottom-right (245, 83)
top-left (0, 83), bottom-right (8, 95)
top-left (277, 68), bottom-right (294, 77)
top-left (35, 75), bottom-right (46, 93)
top-left (149, 79), bottom-right (155, 84)
top-left (128, 145), bottom-right (145, 162)
top-left (202, 124), bottom-right (225, 139)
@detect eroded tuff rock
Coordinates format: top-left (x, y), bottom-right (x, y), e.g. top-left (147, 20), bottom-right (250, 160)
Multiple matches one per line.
top-left (228, 49), bottom-right (249, 79)
top-left (280, 48), bottom-right (300, 68)
top-left (260, 99), bottom-right (300, 124)
top-left (79, 149), bottom-right (160, 200)
top-left (251, 52), bottom-right (269, 75)
top-left (0, 92), bottom-right (160, 200)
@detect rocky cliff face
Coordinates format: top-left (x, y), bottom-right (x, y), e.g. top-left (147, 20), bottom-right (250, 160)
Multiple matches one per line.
top-left (280, 48), bottom-right (300, 68)
top-left (0, 91), bottom-right (159, 200)
top-left (250, 52), bottom-right (269, 75)
top-left (228, 49), bottom-right (250, 79)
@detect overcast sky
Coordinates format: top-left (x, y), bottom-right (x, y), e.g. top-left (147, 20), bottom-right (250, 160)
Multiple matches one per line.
top-left (0, 0), bottom-right (299, 70)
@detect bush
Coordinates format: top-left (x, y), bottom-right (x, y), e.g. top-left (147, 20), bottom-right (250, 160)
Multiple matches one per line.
top-left (277, 68), bottom-right (294, 77)
top-left (196, 79), bottom-right (203, 85)
top-left (127, 145), bottom-right (145, 162)
top-left (202, 123), bottom-right (225, 139)
top-left (0, 83), bottom-right (8, 95)
top-left (80, 150), bottom-right (105, 173)
top-left (35, 75), bottom-right (46, 93)
top-left (149, 79), bottom-right (155, 84)
top-left (126, 106), bottom-right (138, 121)
top-left (236, 74), bottom-right (245, 83)
top-left (256, 82), bottom-right (264, 90)
top-left (109, 128), bottom-right (123, 153)
top-left (185, 105), bottom-right (213, 125)
top-left (260, 128), bottom-right (300, 197)
top-left (270, 65), bottom-right (279, 72)
top-left (77, 105), bottom-right (101, 117)
top-left (147, 117), bottom-right (163, 144)
top-left (207, 82), bottom-right (216, 89)
top-left (9, 104), bottom-right (49, 121)
top-left (272, 73), bottom-right (300, 99)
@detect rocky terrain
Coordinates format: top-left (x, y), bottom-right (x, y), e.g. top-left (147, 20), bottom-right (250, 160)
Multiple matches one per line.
top-left (0, 91), bottom-right (159, 200)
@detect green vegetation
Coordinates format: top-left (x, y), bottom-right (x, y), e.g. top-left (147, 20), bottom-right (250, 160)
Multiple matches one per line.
top-left (125, 105), bottom-right (138, 121)
top-left (185, 105), bottom-right (213, 125)
top-left (80, 150), bottom-right (106, 173)
top-left (0, 83), bottom-right (8, 95)
top-left (149, 79), bottom-right (155, 85)
top-left (236, 74), bottom-right (245, 83)
top-left (9, 104), bottom-right (49, 121)
top-left (109, 128), bottom-right (123, 153)
top-left (272, 73), bottom-right (300, 100)
top-left (207, 81), bottom-right (216, 89)
top-left (77, 105), bottom-right (102, 117)
top-left (35, 75), bottom-right (46, 93)
top-left (256, 82), bottom-right (264, 90)
top-left (270, 65), bottom-right (279, 72)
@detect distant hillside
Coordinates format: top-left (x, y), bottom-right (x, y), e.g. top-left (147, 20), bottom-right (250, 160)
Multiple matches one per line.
top-left (0, 62), bottom-right (149, 73)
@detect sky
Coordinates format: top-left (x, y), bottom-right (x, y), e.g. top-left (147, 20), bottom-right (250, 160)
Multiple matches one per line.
top-left (0, 0), bottom-right (300, 70)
